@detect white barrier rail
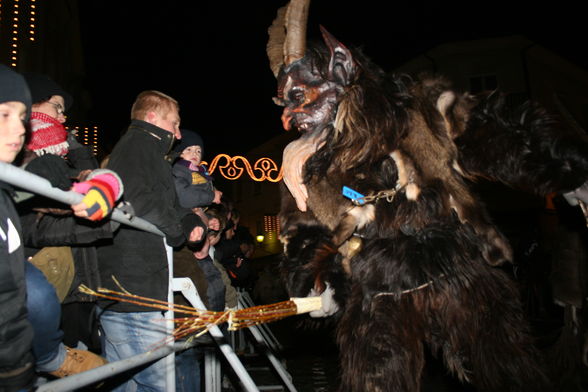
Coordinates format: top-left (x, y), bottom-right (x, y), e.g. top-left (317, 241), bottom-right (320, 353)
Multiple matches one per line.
top-left (0, 162), bottom-right (263, 392)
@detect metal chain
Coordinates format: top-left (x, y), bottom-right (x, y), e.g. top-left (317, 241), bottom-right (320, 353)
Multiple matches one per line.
top-left (351, 187), bottom-right (402, 206)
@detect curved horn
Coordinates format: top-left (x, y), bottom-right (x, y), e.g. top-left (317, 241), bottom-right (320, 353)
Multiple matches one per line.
top-left (267, 6), bottom-right (288, 78)
top-left (267, 0), bottom-right (310, 78)
top-left (284, 0), bottom-right (310, 66)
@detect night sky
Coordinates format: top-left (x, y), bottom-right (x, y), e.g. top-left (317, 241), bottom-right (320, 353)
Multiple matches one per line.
top-left (77, 1), bottom-right (586, 158)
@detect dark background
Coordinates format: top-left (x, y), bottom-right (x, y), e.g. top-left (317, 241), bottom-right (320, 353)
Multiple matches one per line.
top-left (77, 1), bottom-right (587, 158)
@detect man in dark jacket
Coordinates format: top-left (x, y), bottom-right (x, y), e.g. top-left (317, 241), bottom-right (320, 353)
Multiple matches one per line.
top-left (97, 90), bottom-right (206, 391)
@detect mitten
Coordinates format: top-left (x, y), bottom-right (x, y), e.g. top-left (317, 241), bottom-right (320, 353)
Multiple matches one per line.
top-left (66, 131), bottom-right (84, 150)
top-left (181, 212), bottom-right (206, 244)
top-left (72, 169), bottom-right (124, 221)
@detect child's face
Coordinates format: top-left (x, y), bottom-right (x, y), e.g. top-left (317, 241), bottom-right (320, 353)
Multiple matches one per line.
top-left (181, 145), bottom-right (202, 165)
top-left (0, 101), bottom-right (27, 163)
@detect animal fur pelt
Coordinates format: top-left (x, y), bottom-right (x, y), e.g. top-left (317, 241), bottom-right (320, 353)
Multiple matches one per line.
top-left (269, 3), bottom-right (588, 391)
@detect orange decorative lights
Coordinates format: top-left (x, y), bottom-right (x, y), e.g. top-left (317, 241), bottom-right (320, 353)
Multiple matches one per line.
top-left (10, 0), bottom-right (18, 67)
top-left (56, 129), bottom-right (283, 182)
top-left (205, 154), bottom-right (283, 182)
top-left (28, 0), bottom-right (34, 41)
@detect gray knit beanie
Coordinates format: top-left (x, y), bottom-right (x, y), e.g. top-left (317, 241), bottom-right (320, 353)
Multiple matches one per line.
top-left (0, 64), bottom-right (32, 111)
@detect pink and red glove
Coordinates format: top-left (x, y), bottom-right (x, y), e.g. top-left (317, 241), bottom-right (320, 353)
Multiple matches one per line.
top-left (72, 169), bottom-right (123, 221)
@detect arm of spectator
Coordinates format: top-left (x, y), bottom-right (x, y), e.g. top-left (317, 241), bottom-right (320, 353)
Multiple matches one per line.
top-left (23, 153), bottom-right (76, 190)
top-left (212, 188), bottom-right (223, 204)
top-left (20, 211), bottom-right (114, 248)
top-left (65, 132), bottom-right (99, 171)
top-left (71, 169), bottom-right (124, 221)
top-left (180, 211), bottom-right (207, 246)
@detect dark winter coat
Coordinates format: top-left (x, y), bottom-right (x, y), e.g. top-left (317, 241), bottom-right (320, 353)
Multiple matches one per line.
top-left (198, 255), bottom-right (226, 312)
top-left (98, 120), bottom-right (196, 312)
top-left (18, 209), bottom-right (113, 302)
top-left (19, 144), bottom-right (112, 302)
top-left (173, 247), bottom-right (209, 308)
top-left (172, 159), bottom-right (215, 209)
top-left (0, 182), bottom-right (35, 380)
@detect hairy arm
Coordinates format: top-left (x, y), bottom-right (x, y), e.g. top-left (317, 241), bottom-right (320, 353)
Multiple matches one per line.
top-left (456, 95), bottom-right (588, 196)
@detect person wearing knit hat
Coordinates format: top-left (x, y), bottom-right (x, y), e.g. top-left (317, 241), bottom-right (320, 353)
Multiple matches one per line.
top-left (22, 72), bottom-right (73, 110)
top-left (0, 63), bottom-right (37, 392)
top-left (0, 64), bottom-right (31, 112)
top-left (2, 65), bottom-right (115, 383)
top-left (172, 128), bottom-right (223, 210)
top-left (21, 72), bottom-right (73, 157)
top-left (173, 127), bottom-right (204, 155)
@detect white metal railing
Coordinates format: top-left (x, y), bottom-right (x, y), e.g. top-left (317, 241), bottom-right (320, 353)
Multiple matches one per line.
top-left (0, 162), bottom-right (266, 392)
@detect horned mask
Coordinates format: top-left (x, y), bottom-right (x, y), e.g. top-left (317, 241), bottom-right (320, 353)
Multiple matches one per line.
top-left (267, 0), bottom-right (358, 138)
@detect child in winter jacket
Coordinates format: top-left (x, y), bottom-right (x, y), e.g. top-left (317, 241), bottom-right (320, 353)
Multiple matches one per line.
top-left (172, 129), bottom-right (222, 210)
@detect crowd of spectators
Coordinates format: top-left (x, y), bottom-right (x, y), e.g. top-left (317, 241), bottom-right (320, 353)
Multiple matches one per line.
top-left (0, 64), bottom-right (257, 392)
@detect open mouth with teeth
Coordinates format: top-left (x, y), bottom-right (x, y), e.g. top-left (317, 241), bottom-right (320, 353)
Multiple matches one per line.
top-left (282, 112), bottom-right (315, 135)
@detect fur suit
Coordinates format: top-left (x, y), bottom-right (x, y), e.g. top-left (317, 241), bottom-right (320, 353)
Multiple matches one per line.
top-left (268, 1), bottom-right (588, 391)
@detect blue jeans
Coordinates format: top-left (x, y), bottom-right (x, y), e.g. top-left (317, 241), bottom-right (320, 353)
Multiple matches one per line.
top-left (24, 261), bottom-right (66, 372)
top-left (98, 309), bottom-right (171, 392)
top-left (175, 346), bottom-right (201, 392)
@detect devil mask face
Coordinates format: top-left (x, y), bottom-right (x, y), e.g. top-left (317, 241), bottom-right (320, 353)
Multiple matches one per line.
top-left (274, 27), bottom-right (357, 138)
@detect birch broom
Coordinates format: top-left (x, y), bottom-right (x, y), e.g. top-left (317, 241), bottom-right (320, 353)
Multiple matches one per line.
top-left (79, 284), bottom-right (322, 339)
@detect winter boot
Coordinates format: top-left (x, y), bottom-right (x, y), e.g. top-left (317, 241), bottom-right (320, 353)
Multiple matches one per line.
top-left (48, 347), bottom-right (108, 378)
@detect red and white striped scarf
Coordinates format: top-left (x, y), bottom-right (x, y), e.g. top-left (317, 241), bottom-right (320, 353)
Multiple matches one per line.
top-left (27, 112), bottom-right (69, 156)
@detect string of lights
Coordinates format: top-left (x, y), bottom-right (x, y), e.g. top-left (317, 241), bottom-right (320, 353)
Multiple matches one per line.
top-left (0, 0), bottom-right (36, 67)
top-left (67, 126), bottom-right (99, 157)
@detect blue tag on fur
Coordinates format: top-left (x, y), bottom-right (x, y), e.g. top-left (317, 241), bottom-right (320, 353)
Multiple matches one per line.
top-left (342, 186), bottom-right (365, 204)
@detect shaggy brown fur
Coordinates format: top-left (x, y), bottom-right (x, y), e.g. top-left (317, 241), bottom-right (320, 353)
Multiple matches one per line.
top-left (275, 28), bottom-right (588, 391)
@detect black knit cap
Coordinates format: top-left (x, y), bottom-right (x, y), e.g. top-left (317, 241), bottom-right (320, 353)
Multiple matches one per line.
top-left (0, 64), bottom-right (31, 111)
top-left (21, 72), bottom-right (73, 110)
top-left (174, 129), bottom-right (204, 153)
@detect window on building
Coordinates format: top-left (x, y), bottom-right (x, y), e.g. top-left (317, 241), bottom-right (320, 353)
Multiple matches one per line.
top-left (263, 215), bottom-right (280, 243)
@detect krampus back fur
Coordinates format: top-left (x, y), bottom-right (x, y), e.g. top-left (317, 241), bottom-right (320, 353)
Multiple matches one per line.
top-left (277, 35), bottom-right (588, 392)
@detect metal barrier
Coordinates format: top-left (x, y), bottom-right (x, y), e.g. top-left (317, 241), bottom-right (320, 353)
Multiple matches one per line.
top-left (0, 162), bottom-right (267, 391)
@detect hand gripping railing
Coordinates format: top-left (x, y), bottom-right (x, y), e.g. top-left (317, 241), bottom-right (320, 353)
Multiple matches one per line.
top-left (0, 162), bottom-right (260, 392)
top-left (0, 161), bottom-right (164, 237)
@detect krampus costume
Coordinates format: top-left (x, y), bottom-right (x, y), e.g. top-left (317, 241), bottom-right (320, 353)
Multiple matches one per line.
top-left (268, 1), bottom-right (588, 391)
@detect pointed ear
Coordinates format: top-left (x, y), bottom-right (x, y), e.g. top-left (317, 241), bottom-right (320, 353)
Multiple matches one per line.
top-left (320, 25), bottom-right (357, 86)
